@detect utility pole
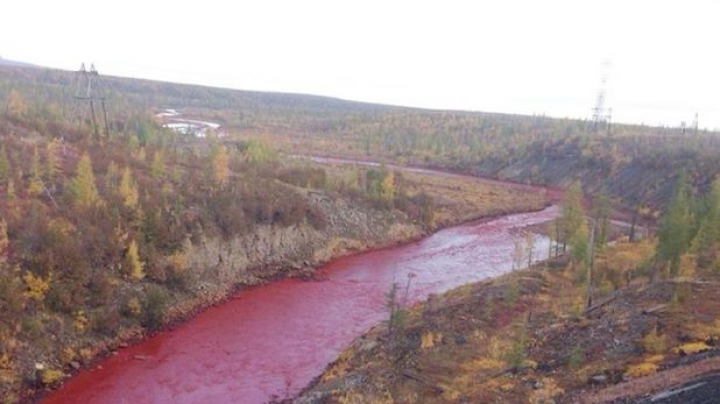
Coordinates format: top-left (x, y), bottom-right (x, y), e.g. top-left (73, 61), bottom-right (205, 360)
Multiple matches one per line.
top-left (71, 63), bottom-right (110, 139)
top-left (591, 61), bottom-right (612, 134)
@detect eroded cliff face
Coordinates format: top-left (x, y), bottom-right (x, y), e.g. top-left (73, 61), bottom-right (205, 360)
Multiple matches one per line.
top-left (182, 192), bottom-right (423, 300)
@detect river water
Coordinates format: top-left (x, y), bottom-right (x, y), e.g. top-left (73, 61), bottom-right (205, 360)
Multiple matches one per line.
top-left (44, 206), bottom-right (558, 404)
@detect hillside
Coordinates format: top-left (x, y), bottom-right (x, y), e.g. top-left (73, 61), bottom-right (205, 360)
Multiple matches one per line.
top-left (5, 63), bottom-right (718, 219)
top-left (1, 64), bottom-right (719, 403)
top-left (0, 66), bottom-right (551, 402)
top-left (294, 173), bottom-right (720, 403)
top-left (0, 57), bottom-right (39, 69)
top-left (295, 238), bottom-right (720, 403)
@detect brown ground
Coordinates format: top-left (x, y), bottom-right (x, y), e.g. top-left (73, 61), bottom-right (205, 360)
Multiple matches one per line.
top-left (317, 160), bottom-right (548, 229)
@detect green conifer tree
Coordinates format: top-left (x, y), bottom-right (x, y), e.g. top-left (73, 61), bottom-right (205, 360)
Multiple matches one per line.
top-left (657, 173), bottom-right (695, 278)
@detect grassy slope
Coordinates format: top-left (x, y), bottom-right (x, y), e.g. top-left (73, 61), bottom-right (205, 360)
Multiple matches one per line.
top-left (3, 64), bottom-right (719, 214)
top-left (0, 66), bottom-right (550, 403)
top-left (0, 139), bottom-right (546, 402)
top-left (295, 238), bottom-right (720, 403)
top-left (2, 65), bottom-right (719, 403)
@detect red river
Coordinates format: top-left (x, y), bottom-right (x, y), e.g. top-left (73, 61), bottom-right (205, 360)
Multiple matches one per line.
top-left (43, 204), bottom-right (558, 404)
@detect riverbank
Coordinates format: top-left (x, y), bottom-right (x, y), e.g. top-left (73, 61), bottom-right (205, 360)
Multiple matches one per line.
top-left (32, 164), bottom-right (547, 404)
top-left (294, 235), bottom-right (720, 404)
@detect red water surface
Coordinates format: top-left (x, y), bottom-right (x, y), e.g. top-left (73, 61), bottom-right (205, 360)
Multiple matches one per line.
top-left (43, 206), bottom-right (558, 404)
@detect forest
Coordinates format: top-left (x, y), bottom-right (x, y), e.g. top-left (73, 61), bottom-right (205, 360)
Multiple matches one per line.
top-left (0, 65), bottom-right (442, 402)
top-left (1, 64), bottom-right (719, 403)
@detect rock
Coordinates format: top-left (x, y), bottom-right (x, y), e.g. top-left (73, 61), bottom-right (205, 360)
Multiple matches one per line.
top-left (119, 342), bottom-right (129, 348)
top-left (133, 355), bottom-right (149, 361)
top-left (525, 378), bottom-right (543, 390)
top-left (70, 361), bottom-right (81, 370)
top-left (589, 374), bottom-right (608, 385)
top-left (358, 339), bottom-right (378, 352)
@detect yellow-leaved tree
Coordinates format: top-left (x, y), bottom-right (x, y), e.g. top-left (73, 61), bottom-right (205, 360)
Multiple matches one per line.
top-left (210, 144), bottom-right (230, 189)
top-left (67, 153), bottom-right (103, 209)
top-left (380, 172), bottom-right (395, 203)
top-left (0, 219), bottom-right (8, 265)
top-left (126, 239), bottom-right (145, 281)
top-left (44, 137), bottom-right (62, 183)
top-left (23, 272), bottom-right (51, 301)
top-left (150, 150), bottom-right (165, 178)
top-left (5, 89), bottom-right (28, 118)
top-left (119, 167), bottom-right (139, 209)
top-left (27, 148), bottom-right (44, 196)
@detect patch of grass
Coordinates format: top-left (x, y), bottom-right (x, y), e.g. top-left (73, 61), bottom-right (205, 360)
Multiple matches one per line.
top-left (673, 342), bottom-right (710, 355)
top-left (624, 362), bottom-right (658, 379)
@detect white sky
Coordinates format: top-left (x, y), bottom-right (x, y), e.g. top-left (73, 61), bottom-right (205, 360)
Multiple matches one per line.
top-left (1, 0), bottom-right (719, 129)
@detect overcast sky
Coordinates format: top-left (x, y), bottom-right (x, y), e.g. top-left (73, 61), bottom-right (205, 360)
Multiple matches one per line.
top-left (1, 0), bottom-right (719, 128)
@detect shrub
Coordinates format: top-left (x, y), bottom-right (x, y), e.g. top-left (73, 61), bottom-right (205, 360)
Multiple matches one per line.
top-left (91, 308), bottom-right (121, 337)
top-left (568, 344), bottom-right (585, 369)
top-left (141, 285), bottom-right (169, 330)
top-left (39, 368), bottom-right (65, 386)
top-left (642, 328), bottom-right (667, 354)
top-left (504, 331), bottom-right (527, 369)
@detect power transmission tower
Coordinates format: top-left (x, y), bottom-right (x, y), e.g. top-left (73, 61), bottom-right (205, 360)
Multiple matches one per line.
top-left (70, 63), bottom-right (110, 139)
top-left (591, 62), bottom-right (612, 133)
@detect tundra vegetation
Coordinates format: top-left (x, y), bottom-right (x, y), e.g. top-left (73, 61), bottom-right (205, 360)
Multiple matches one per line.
top-left (297, 178), bottom-right (720, 404)
top-left (1, 65), bottom-right (719, 403)
top-left (0, 66), bottom-right (549, 402)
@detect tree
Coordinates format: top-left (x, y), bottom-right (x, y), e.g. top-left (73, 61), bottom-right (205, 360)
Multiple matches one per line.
top-left (380, 171), bottom-right (395, 203)
top-left (23, 271), bottom-right (51, 302)
top-left (0, 219), bottom-right (8, 265)
top-left (656, 173), bottom-right (695, 278)
top-left (561, 182), bottom-right (586, 251)
top-left (385, 282), bottom-right (408, 343)
top-left (691, 178), bottom-right (720, 266)
top-left (150, 150), bottom-right (165, 178)
top-left (44, 137), bottom-right (62, 183)
top-left (525, 230), bottom-right (535, 267)
top-left (105, 161), bottom-right (120, 189)
top-left (512, 235), bottom-right (525, 270)
top-left (592, 191), bottom-right (613, 248)
top-left (571, 218), bottom-right (589, 268)
top-left (67, 153), bottom-right (103, 209)
top-left (0, 146), bottom-right (10, 185)
top-left (210, 144), bottom-right (230, 188)
top-left (126, 239), bottom-right (145, 281)
top-left (6, 178), bottom-right (16, 202)
top-left (27, 148), bottom-right (44, 197)
top-left (243, 139), bottom-right (275, 164)
top-left (5, 89), bottom-right (27, 118)
top-left (119, 167), bottom-right (139, 209)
